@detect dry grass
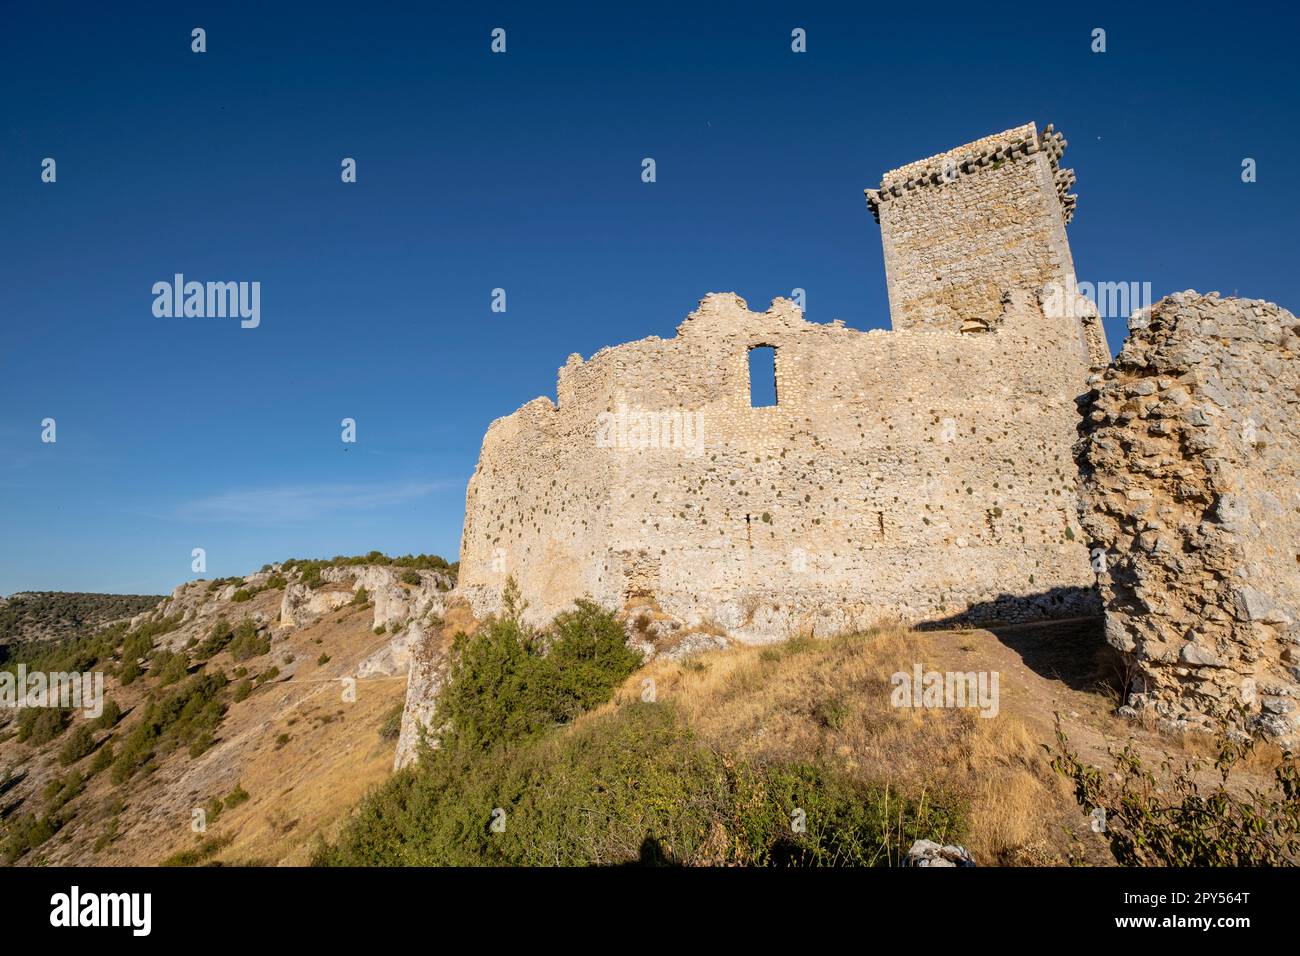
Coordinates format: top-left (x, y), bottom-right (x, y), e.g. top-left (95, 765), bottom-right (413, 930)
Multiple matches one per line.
top-left (603, 623), bottom-right (1069, 864)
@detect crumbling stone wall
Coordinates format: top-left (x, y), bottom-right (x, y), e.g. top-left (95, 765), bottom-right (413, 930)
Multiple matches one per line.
top-left (458, 123), bottom-right (1107, 640)
top-left (1077, 292), bottom-right (1300, 742)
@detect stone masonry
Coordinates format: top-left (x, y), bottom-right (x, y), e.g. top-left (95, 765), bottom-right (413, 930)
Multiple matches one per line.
top-left (457, 122), bottom-right (1110, 640)
top-left (1077, 292), bottom-right (1300, 743)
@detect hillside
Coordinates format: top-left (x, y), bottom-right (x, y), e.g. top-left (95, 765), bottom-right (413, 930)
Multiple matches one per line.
top-left (319, 609), bottom-right (1296, 867)
top-left (0, 592), bottom-right (163, 647)
top-left (0, 557), bottom-right (452, 866)
top-left (3, 560), bottom-right (1292, 867)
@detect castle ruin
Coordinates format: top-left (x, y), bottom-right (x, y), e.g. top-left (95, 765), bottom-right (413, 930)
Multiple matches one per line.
top-left (457, 122), bottom-right (1112, 639)
top-left (1078, 292), bottom-right (1300, 742)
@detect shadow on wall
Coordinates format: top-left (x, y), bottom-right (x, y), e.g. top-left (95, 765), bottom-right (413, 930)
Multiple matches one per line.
top-left (918, 590), bottom-right (1120, 695)
top-left (918, 586), bottom-right (1101, 632)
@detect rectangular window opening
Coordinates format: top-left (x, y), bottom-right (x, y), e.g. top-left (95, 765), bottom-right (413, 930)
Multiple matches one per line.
top-left (748, 345), bottom-right (777, 407)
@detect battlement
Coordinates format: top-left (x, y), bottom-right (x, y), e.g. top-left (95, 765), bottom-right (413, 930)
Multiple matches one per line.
top-left (866, 122), bottom-right (1076, 224)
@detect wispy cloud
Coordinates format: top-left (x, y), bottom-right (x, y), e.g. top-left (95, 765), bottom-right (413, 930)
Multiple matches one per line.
top-left (172, 480), bottom-right (453, 524)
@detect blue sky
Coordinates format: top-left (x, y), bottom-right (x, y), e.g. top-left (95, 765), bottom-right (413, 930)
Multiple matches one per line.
top-left (2, 2), bottom-right (1297, 595)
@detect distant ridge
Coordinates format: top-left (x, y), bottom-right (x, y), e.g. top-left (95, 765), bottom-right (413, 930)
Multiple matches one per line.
top-left (0, 591), bottom-right (163, 646)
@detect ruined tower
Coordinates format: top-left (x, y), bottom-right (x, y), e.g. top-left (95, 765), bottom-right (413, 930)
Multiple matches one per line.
top-left (867, 122), bottom-right (1108, 364)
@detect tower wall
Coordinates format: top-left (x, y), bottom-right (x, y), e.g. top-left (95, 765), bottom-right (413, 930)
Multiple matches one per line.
top-left (867, 123), bottom-right (1106, 365)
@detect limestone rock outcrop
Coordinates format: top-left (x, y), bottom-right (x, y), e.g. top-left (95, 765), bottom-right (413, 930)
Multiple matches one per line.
top-left (1077, 292), bottom-right (1300, 743)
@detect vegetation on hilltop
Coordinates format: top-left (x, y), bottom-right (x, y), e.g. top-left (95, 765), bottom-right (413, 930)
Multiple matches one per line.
top-left (277, 552), bottom-right (457, 590)
top-left (0, 592), bottom-right (163, 646)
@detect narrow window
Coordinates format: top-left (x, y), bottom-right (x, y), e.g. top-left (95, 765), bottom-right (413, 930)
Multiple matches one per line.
top-left (748, 346), bottom-right (777, 407)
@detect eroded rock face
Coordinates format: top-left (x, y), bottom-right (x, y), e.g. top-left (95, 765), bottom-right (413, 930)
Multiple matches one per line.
top-left (279, 584), bottom-right (353, 628)
top-left (394, 622), bottom-right (453, 769)
top-left (1077, 292), bottom-right (1300, 743)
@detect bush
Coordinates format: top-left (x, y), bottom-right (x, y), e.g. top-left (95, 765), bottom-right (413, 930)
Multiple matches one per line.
top-left (400, 569), bottom-right (422, 586)
top-left (231, 589), bottom-right (253, 603)
top-left (194, 617), bottom-right (233, 660)
top-left (438, 598), bottom-right (642, 756)
top-left (161, 833), bottom-right (232, 867)
top-left (317, 653), bottom-right (331, 666)
top-left (43, 770), bottom-right (84, 813)
top-left (16, 707), bottom-right (68, 746)
top-left (316, 701), bottom-right (956, 867)
top-left (110, 669), bottom-right (229, 784)
top-left (58, 723), bottom-right (97, 765)
top-left (119, 658), bottom-right (143, 686)
top-left (2, 812), bottom-right (60, 863)
top-left (119, 613), bottom-right (184, 661)
top-left (231, 678), bottom-right (252, 702)
top-left (379, 702), bottom-right (403, 741)
top-left (224, 784), bottom-right (250, 809)
top-left (94, 697), bottom-right (122, 730)
top-left (352, 587), bottom-right (369, 606)
top-left (156, 652), bottom-right (191, 686)
top-left (228, 619), bottom-right (270, 663)
top-left (1050, 721), bottom-right (1300, 865)
top-left (90, 741), bottom-right (115, 775)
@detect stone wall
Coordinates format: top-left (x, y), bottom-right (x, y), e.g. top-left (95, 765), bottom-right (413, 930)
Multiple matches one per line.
top-left (1077, 292), bottom-right (1300, 743)
top-left (458, 123), bottom-right (1107, 640)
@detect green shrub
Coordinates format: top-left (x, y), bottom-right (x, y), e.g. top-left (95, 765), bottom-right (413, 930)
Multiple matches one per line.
top-left (317, 653), bottom-right (331, 666)
top-left (93, 818), bottom-right (120, 854)
top-left (2, 812), bottom-right (60, 863)
top-left (58, 723), bottom-right (97, 765)
top-left (90, 741), bottom-right (115, 775)
top-left (1050, 722), bottom-right (1300, 866)
top-left (156, 652), bottom-right (191, 686)
top-left (94, 697), bottom-right (122, 730)
top-left (43, 770), bottom-right (85, 813)
top-left (194, 617), bottom-right (233, 660)
top-left (119, 658), bottom-right (142, 686)
top-left (161, 833), bottom-right (232, 867)
top-left (378, 702), bottom-right (403, 741)
top-left (224, 784), bottom-right (250, 809)
top-left (118, 613), bottom-right (183, 662)
top-left (110, 669), bottom-right (229, 784)
top-left (438, 598), bottom-right (642, 756)
top-left (316, 701), bottom-right (956, 867)
top-left (16, 707), bottom-right (68, 746)
top-left (228, 619), bottom-right (270, 663)
top-left (352, 587), bottom-right (369, 606)
top-left (231, 589), bottom-right (253, 603)
top-left (400, 569), bottom-right (422, 586)
top-left (231, 678), bottom-right (252, 702)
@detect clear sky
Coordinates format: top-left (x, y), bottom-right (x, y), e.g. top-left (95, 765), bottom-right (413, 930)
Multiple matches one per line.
top-left (2, 1), bottom-right (1297, 596)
